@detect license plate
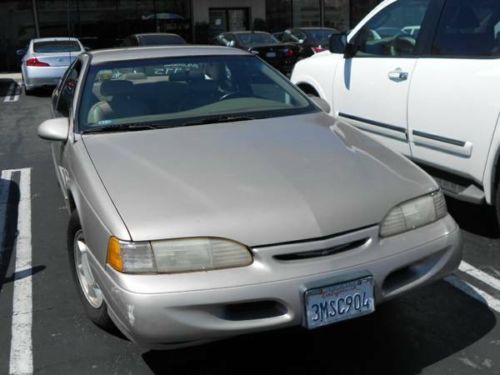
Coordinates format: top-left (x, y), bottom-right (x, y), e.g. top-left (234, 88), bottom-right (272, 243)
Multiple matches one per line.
top-left (305, 277), bottom-right (375, 329)
top-left (266, 52), bottom-right (277, 58)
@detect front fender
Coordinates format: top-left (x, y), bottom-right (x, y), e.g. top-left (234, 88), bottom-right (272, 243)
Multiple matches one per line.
top-left (482, 112), bottom-right (500, 205)
top-left (291, 53), bottom-right (343, 115)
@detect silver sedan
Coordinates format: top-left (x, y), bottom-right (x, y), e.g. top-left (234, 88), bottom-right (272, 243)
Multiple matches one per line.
top-left (38, 46), bottom-right (462, 349)
top-left (20, 37), bottom-right (84, 94)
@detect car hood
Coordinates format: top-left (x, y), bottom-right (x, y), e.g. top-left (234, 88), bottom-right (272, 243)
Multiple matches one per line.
top-left (83, 113), bottom-right (437, 245)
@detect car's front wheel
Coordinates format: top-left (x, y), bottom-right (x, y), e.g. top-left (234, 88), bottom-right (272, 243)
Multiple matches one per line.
top-left (67, 211), bottom-right (114, 330)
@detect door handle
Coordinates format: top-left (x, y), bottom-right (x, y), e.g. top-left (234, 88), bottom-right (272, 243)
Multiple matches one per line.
top-left (388, 68), bottom-right (408, 81)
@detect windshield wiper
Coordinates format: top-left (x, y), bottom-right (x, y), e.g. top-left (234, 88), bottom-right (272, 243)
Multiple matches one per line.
top-left (82, 123), bottom-right (158, 134)
top-left (83, 116), bottom-right (257, 134)
top-left (180, 115), bottom-right (257, 127)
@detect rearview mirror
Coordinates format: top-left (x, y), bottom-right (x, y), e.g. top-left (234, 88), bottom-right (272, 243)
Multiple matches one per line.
top-left (38, 118), bottom-right (69, 142)
top-left (309, 95), bottom-right (331, 113)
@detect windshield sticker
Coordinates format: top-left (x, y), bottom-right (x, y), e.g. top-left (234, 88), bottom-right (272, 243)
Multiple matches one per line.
top-left (97, 120), bottom-right (113, 125)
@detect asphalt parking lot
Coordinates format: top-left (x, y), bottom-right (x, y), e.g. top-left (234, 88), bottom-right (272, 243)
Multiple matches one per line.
top-left (1, 78), bottom-right (500, 375)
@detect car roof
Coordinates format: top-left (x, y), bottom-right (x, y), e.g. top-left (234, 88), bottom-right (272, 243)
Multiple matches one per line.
top-left (230, 31), bottom-right (271, 35)
top-left (88, 45), bottom-right (249, 64)
top-left (133, 33), bottom-right (184, 38)
top-left (31, 37), bottom-right (81, 43)
top-left (294, 27), bottom-right (336, 31)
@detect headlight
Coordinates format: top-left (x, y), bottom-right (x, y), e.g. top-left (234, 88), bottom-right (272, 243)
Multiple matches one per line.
top-left (107, 237), bottom-right (253, 274)
top-left (380, 190), bottom-right (447, 238)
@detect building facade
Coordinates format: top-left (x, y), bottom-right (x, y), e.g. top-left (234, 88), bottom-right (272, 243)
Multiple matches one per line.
top-left (0, 0), bottom-right (380, 72)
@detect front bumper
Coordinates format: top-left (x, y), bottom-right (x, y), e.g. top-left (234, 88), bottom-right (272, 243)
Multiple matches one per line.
top-left (90, 215), bottom-right (461, 349)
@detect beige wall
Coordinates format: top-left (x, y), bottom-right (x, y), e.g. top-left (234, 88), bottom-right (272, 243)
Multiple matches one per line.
top-left (192, 0), bottom-right (266, 25)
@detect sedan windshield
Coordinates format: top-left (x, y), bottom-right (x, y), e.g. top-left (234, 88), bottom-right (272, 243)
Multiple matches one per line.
top-left (78, 55), bottom-right (316, 132)
top-left (139, 35), bottom-right (186, 46)
top-left (305, 29), bottom-right (336, 45)
top-left (34, 41), bottom-right (81, 53)
top-left (236, 33), bottom-right (279, 47)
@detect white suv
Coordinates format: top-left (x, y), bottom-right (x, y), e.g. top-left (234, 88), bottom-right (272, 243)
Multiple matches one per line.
top-left (292, 0), bottom-right (500, 219)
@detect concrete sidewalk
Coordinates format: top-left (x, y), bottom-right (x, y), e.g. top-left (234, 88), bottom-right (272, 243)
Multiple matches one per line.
top-left (0, 73), bottom-right (22, 80)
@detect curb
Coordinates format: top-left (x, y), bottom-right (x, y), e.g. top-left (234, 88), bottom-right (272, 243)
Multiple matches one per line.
top-left (0, 73), bottom-right (22, 80)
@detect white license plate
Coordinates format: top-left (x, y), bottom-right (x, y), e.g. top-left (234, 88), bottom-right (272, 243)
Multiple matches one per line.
top-left (305, 277), bottom-right (375, 329)
top-left (266, 52), bottom-right (277, 58)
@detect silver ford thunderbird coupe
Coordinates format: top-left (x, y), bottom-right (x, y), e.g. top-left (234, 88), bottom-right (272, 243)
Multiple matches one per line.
top-left (38, 46), bottom-right (462, 349)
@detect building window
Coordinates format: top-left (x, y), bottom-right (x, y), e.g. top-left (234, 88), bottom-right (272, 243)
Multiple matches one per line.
top-left (324, 0), bottom-right (350, 32)
top-left (266, 0), bottom-right (292, 32)
top-left (293, 0), bottom-right (321, 27)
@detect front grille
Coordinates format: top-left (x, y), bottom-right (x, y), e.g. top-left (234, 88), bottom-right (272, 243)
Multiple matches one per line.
top-left (273, 238), bottom-right (369, 261)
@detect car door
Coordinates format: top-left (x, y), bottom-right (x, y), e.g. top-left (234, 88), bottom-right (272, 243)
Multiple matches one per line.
top-left (333, 0), bottom-right (434, 157)
top-left (408, 0), bottom-right (500, 190)
top-left (52, 59), bottom-right (83, 194)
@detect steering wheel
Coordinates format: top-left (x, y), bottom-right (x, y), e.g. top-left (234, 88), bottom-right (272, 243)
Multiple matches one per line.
top-left (389, 34), bottom-right (416, 56)
top-left (219, 91), bottom-right (244, 101)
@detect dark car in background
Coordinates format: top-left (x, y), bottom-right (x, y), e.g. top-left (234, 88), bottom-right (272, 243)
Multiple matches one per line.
top-left (215, 31), bottom-right (298, 75)
top-left (279, 27), bottom-right (338, 59)
top-left (121, 33), bottom-right (186, 47)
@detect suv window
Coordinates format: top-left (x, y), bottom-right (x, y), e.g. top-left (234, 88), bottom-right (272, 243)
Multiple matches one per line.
top-left (432, 0), bottom-right (500, 57)
top-left (351, 0), bottom-right (431, 57)
top-left (57, 60), bottom-right (82, 117)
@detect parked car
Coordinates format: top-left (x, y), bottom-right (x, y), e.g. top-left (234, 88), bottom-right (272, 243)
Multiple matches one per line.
top-left (18, 37), bottom-right (85, 94)
top-left (215, 31), bottom-right (298, 75)
top-left (120, 33), bottom-right (186, 47)
top-left (280, 27), bottom-right (338, 59)
top-left (292, 0), bottom-right (500, 222)
top-left (38, 45), bottom-right (461, 349)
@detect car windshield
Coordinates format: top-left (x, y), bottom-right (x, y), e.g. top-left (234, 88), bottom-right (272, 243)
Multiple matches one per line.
top-left (236, 33), bottom-right (279, 47)
top-left (140, 35), bottom-right (186, 46)
top-left (78, 55), bottom-right (316, 132)
top-left (305, 29), bottom-right (336, 45)
top-left (33, 41), bottom-right (81, 53)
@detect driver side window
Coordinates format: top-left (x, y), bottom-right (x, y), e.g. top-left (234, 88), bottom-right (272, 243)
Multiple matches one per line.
top-left (351, 0), bottom-right (430, 57)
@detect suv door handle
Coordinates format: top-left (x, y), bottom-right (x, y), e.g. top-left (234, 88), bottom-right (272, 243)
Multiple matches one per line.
top-left (388, 68), bottom-right (408, 81)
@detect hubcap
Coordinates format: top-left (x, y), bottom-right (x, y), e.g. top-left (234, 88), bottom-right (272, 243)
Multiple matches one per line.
top-left (74, 230), bottom-right (104, 309)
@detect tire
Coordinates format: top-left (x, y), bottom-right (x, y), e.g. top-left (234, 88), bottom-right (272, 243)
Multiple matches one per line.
top-left (495, 182), bottom-right (500, 228)
top-left (67, 211), bottom-right (114, 330)
top-left (24, 84), bottom-right (35, 96)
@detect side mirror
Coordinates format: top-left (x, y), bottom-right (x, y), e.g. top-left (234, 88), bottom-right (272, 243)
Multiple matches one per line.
top-left (329, 33), bottom-right (358, 59)
top-left (309, 95), bottom-right (331, 113)
top-left (329, 33), bottom-right (347, 54)
top-left (16, 48), bottom-right (26, 57)
top-left (38, 118), bottom-right (69, 142)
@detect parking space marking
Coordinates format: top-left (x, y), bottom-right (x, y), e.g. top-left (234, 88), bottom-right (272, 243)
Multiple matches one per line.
top-left (447, 275), bottom-right (500, 314)
top-left (459, 261), bottom-right (500, 293)
top-left (0, 173), bottom-right (12, 263)
top-left (3, 82), bottom-right (21, 103)
top-left (2, 169), bottom-right (33, 375)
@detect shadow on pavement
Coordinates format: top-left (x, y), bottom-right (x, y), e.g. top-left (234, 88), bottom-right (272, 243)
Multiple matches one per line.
top-left (0, 176), bottom-right (46, 293)
top-left (446, 197), bottom-right (500, 239)
top-left (0, 176), bottom-right (20, 293)
top-left (27, 86), bottom-right (54, 97)
top-left (142, 281), bottom-right (496, 375)
top-left (0, 79), bottom-right (15, 97)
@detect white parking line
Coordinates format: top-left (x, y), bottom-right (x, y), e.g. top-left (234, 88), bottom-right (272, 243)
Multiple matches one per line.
top-left (3, 82), bottom-right (21, 103)
top-left (2, 169), bottom-right (33, 375)
top-left (446, 275), bottom-right (500, 314)
top-left (459, 261), bottom-right (500, 293)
